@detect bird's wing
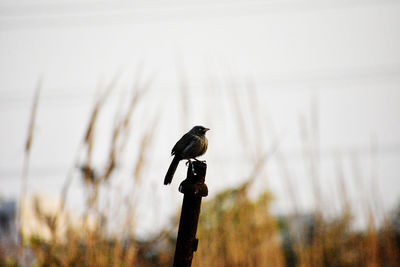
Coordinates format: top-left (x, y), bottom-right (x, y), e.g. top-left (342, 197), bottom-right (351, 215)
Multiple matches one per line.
top-left (171, 133), bottom-right (193, 156)
top-left (182, 137), bottom-right (201, 157)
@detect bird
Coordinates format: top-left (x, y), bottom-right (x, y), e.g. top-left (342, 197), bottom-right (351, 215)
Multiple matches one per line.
top-left (164, 125), bottom-right (209, 185)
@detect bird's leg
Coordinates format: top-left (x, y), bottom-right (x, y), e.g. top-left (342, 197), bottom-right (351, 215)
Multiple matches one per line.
top-left (186, 159), bottom-right (197, 175)
top-left (185, 160), bottom-right (197, 175)
top-left (192, 164), bottom-right (196, 175)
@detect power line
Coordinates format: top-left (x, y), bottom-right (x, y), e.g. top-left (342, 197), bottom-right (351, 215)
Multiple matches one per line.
top-left (0, 0), bottom-right (399, 30)
top-left (1, 143), bottom-right (400, 178)
top-left (1, 65), bottom-right (400, 109)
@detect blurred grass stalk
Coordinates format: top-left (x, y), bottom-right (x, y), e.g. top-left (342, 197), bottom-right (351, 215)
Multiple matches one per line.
top-left (3, 72), bottom-right (399, 267)
top-left (17, 78), bottom-right (42, 265)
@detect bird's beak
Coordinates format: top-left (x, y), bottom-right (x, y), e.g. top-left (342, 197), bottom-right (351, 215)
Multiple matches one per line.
top-left (204, 128), bottom-right (210, 132)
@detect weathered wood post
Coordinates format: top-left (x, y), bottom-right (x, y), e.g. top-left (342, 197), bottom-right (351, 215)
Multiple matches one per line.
top-left (173, 160), bottom-right (208, 267)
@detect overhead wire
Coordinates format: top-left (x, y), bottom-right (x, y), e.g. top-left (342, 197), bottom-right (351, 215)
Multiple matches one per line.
top-left (0, 0), bottom-right (399, 30)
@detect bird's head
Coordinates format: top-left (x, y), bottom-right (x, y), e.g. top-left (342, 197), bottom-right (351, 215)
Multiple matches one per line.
top-left (191, 125), bottom-right (210, 136)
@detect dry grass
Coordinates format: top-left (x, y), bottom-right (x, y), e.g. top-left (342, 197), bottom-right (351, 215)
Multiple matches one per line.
top-left (1, 74), bottom-right (399, 267)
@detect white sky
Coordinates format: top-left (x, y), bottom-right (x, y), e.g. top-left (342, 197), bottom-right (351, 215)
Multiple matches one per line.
top-left (1, 0), bottom-right (400, 235)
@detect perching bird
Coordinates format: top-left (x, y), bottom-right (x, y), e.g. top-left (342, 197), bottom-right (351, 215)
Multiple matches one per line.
top-left (164, 125), bottom-right (209, 185)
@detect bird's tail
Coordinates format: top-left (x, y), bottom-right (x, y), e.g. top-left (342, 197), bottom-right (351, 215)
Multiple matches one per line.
top-left (164, 156), bottom-right (180, 185)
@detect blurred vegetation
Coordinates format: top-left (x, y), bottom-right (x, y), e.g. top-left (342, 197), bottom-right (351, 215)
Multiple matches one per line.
top-left (193, 182), bottom-right (285, 267)
top-left (1, 75), bottom-right (400, 266)
top-left (2, 182), bottom-right (399, 266)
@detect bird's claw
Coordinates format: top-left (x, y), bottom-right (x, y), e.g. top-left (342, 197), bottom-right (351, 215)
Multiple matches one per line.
top-left (184, 160), bottom-right (197, 175)
top-left (194, 158), bottom-right (206, 163)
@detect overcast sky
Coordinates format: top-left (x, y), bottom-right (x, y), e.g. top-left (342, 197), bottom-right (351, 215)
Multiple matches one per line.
top-left (1, 0), bottom-right (400, 235)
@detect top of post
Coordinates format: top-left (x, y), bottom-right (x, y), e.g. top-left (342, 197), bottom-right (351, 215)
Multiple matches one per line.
top-left (179, 161), bottom-right (208, 197)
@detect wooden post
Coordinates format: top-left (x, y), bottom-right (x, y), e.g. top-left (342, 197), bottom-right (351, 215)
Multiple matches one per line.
top-left (173, 161), bottom-right (208, 267)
